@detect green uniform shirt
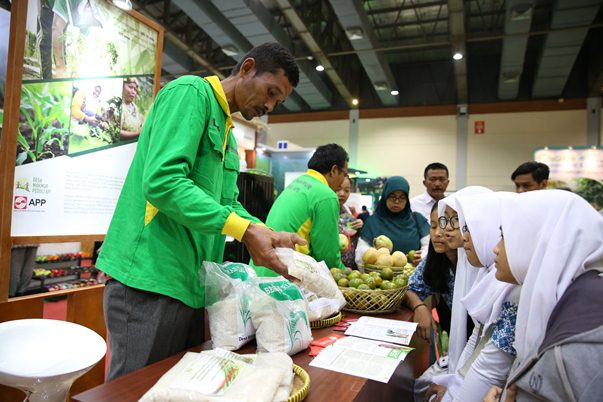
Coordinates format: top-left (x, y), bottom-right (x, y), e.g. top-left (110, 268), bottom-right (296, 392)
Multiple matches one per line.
top-left (97, 76), bottom-right (258, 308)
top-left (254, 169), bottom-right (345, 276)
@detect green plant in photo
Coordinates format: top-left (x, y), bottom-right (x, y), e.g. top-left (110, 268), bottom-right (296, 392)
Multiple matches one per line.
top-left (17, 82), bottom-right (70, 165)
top-left (68, 94), bottom-right (122, 154)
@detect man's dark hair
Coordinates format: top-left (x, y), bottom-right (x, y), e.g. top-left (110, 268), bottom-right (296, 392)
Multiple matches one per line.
top-left (424, 162), bottom-right (449, 179)
top-left (511, 161), bottom-right (549, 182)
top-left (231, 42), bottom-right (299, 87)
top-left (361, 206), bottom-right (368, 211)
top-left (307, 144), bottom-right (349, 174)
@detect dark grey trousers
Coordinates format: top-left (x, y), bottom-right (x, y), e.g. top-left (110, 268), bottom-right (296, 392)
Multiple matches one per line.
top-left (103, 279), bottom-right (205, 381)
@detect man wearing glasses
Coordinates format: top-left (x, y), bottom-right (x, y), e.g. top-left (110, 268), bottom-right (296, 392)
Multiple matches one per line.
top-left (411, 162), bottom-right (450, 221)
top-left (253, 143), bottom-right (349, 275)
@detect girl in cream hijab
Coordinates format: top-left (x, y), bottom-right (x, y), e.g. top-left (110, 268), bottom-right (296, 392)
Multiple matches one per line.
top-left (487, 189), bottom-right (603, 402)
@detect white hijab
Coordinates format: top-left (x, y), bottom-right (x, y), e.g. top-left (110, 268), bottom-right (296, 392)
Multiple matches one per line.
top-left (456, 192), bottom-right (518, 329)
top-left (438, 186), bottom-right (492, 373)
top-left (500, 190), bottom-right (603, 370)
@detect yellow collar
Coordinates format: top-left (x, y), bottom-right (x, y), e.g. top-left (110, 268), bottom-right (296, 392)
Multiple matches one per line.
top-left (205, 76), bottom-right (234, 155)
top-left (205, 76), bottom-right (231, 117)
top-left (306, 169), bottom-right (329, 186)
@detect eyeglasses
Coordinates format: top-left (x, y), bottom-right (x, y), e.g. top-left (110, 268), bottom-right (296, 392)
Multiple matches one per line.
top-left (461, 224), bottom-right (469, 234)
top-left (438, 215), bottom-right (460, 229)
top-left (387, 195), bottom-right (407, 203)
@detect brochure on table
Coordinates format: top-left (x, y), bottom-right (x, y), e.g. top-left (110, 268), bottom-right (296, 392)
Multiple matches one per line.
top-left (11, 0), bottom-right (161, 236)
top-left (345, 316), bottom-right (418, 345)
top-left (310, 317), bottom-right (417, 383)
top-left (310, 336), bottom-right (414, 383)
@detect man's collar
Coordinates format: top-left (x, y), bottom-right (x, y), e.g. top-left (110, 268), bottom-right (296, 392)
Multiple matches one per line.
top-left (205, 76), bottom-right (232, 118)
top-left (306, 169), bottom-right (329, 186)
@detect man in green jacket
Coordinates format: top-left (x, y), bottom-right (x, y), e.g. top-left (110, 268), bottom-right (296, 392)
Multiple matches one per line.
top-left (97, 43), bottom-right (304, 380)
top-left (254, 143), bottom-right (349, 276)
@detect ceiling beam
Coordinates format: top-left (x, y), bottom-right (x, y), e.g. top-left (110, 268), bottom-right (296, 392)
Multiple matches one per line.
top-left (532, 0), bottom-right (602, 98)
top-left (447, 0), bottom-right (467, 103)
top-left (498, 0), bottom-right (534, 100)
top-left (133, 4), bottom-right (224, 77)
top-left (329, 0), bottom-right (398, 106)
top-left (275, 0), bottom-right (356, 107)
top-left (208, 0), bottom-right (332, 110)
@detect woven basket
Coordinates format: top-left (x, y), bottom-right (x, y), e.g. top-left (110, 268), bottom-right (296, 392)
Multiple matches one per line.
top-left (310, 311), bottom-right (343, 329)
top-left (288, 364), bottom-right (311, 402)
top-left (339, 285), bottom-right (407, 314)
top-left (362, 264), bottom-right (405, 277)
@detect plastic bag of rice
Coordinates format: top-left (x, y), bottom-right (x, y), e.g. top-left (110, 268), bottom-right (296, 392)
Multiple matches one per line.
top-left (139, 348), bottom-right (293, 402)
top-left (250, 277), bottom-right (313, 355)
top-left (201, 261), bottom-right (258, 351)
top-left (301, 289), bottom-right (343, 322)
top-left (275, 248), bottom-right (346, 309)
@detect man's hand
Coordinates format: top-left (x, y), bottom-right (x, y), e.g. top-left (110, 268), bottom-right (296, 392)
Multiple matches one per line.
top-left (242, 223), bottom-right (306, 279)
top-left (484, 385), bottom-right (516, 402)
top-left (424, 383), bottom-right (447, 402)
top-left (413, 305), bottom-right (437, 341)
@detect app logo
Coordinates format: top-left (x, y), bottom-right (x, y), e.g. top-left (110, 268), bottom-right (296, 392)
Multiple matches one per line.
top-left (14, 196), bottom-right (28, 209)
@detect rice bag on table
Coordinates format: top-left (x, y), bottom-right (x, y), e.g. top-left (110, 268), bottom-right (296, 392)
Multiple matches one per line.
top-left (140, 348), bottom-right (293, 402)
top-left (201, 261), bottom-right (258, 350)
top-left (250, 277), bottom-right (313, 355)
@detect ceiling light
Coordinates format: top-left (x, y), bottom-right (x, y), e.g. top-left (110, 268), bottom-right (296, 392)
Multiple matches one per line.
top-left (510, 4), bottom-right (533, 21)
top-left (390, 90), bottom-right (399, 96)
top-left (352, 98), bottom-right (359, 106)
top-left (502, 71), bottom-right (521, 83)
top-left (112, 0), bottom-right (132, 10)
top-left (221, 45), bottom-right (239, 57)
top-left (315, 64), bottom-right (325, 72)
top-left (373, 81), bottom-right (388, 91)
top-left (345, 27), bottom-right (364, 41)
top-left (453, 52), bottom-right (463, 61)
top-left (306, 56), bottom-right (313, 61)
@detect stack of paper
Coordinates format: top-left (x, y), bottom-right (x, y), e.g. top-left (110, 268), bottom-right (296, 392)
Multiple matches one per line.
top-left (310, 317), bottom-right (418, 383)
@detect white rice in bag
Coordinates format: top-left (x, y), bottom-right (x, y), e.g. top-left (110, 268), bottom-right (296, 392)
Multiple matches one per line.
top-left (202, 262), bottom-right (257, 350)
top-left (139, 349), bottom-right (289, 402)
top-left (251, 277), bottom-right (313, 355)
top-left (275, 248), bottom-right (346, 309)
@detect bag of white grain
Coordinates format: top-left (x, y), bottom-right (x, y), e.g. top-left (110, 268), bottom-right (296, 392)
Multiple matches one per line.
top-left (201, 261), bottom-right (257, 351)
top-left (300, 288), bottom-right (344, 322)
top-left (250, 277), bottom-right (313, 355)
top-left (275, 248), bottom-right (346, 311)
top-left (139, 348), bottom-right (293, 402)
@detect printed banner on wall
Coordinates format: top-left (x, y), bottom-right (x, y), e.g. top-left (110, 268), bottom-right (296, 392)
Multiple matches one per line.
top-left (535, 147), bottom-right (603, 211)
top-left (12, 0), bottom-right (160, 236)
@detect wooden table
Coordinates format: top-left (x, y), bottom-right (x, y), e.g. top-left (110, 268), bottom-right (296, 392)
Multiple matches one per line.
top-left (73, 309), bottom-right (427, 402)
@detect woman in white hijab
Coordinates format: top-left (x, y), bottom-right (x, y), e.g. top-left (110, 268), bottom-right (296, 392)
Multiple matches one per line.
top-left (443, 192), bottom-right (520, 402)
top-left (416, 186), bottom-right (491, 401)
top-left (487, 189), bottom-right (603, 401)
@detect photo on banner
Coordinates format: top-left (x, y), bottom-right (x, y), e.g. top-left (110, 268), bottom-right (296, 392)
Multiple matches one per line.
top-left (23, 0), bottom-right (157, 80)
top-left (11, 0), bottom-right (161, 239)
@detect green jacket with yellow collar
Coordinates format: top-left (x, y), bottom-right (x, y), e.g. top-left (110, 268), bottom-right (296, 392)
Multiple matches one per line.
top-left (254, 169), bottom-right (345, 276)
top-left (97, 75), bottom-right (257, 308)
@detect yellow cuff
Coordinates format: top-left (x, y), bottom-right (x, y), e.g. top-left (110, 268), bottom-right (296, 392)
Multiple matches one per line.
top-left (222, 212), bottom-right (251, 241)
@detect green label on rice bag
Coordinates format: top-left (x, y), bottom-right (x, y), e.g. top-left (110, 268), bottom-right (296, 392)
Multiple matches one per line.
top-left (258, 281), bottom-right (303, 301)
top-left (220, 263), bottom-right (250, 281)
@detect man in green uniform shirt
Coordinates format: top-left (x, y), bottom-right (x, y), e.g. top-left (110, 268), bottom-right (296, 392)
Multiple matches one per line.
top-left (254, 143), bottom-right (349, 276)
top-left (97, 43), bottom-right (304, 380)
